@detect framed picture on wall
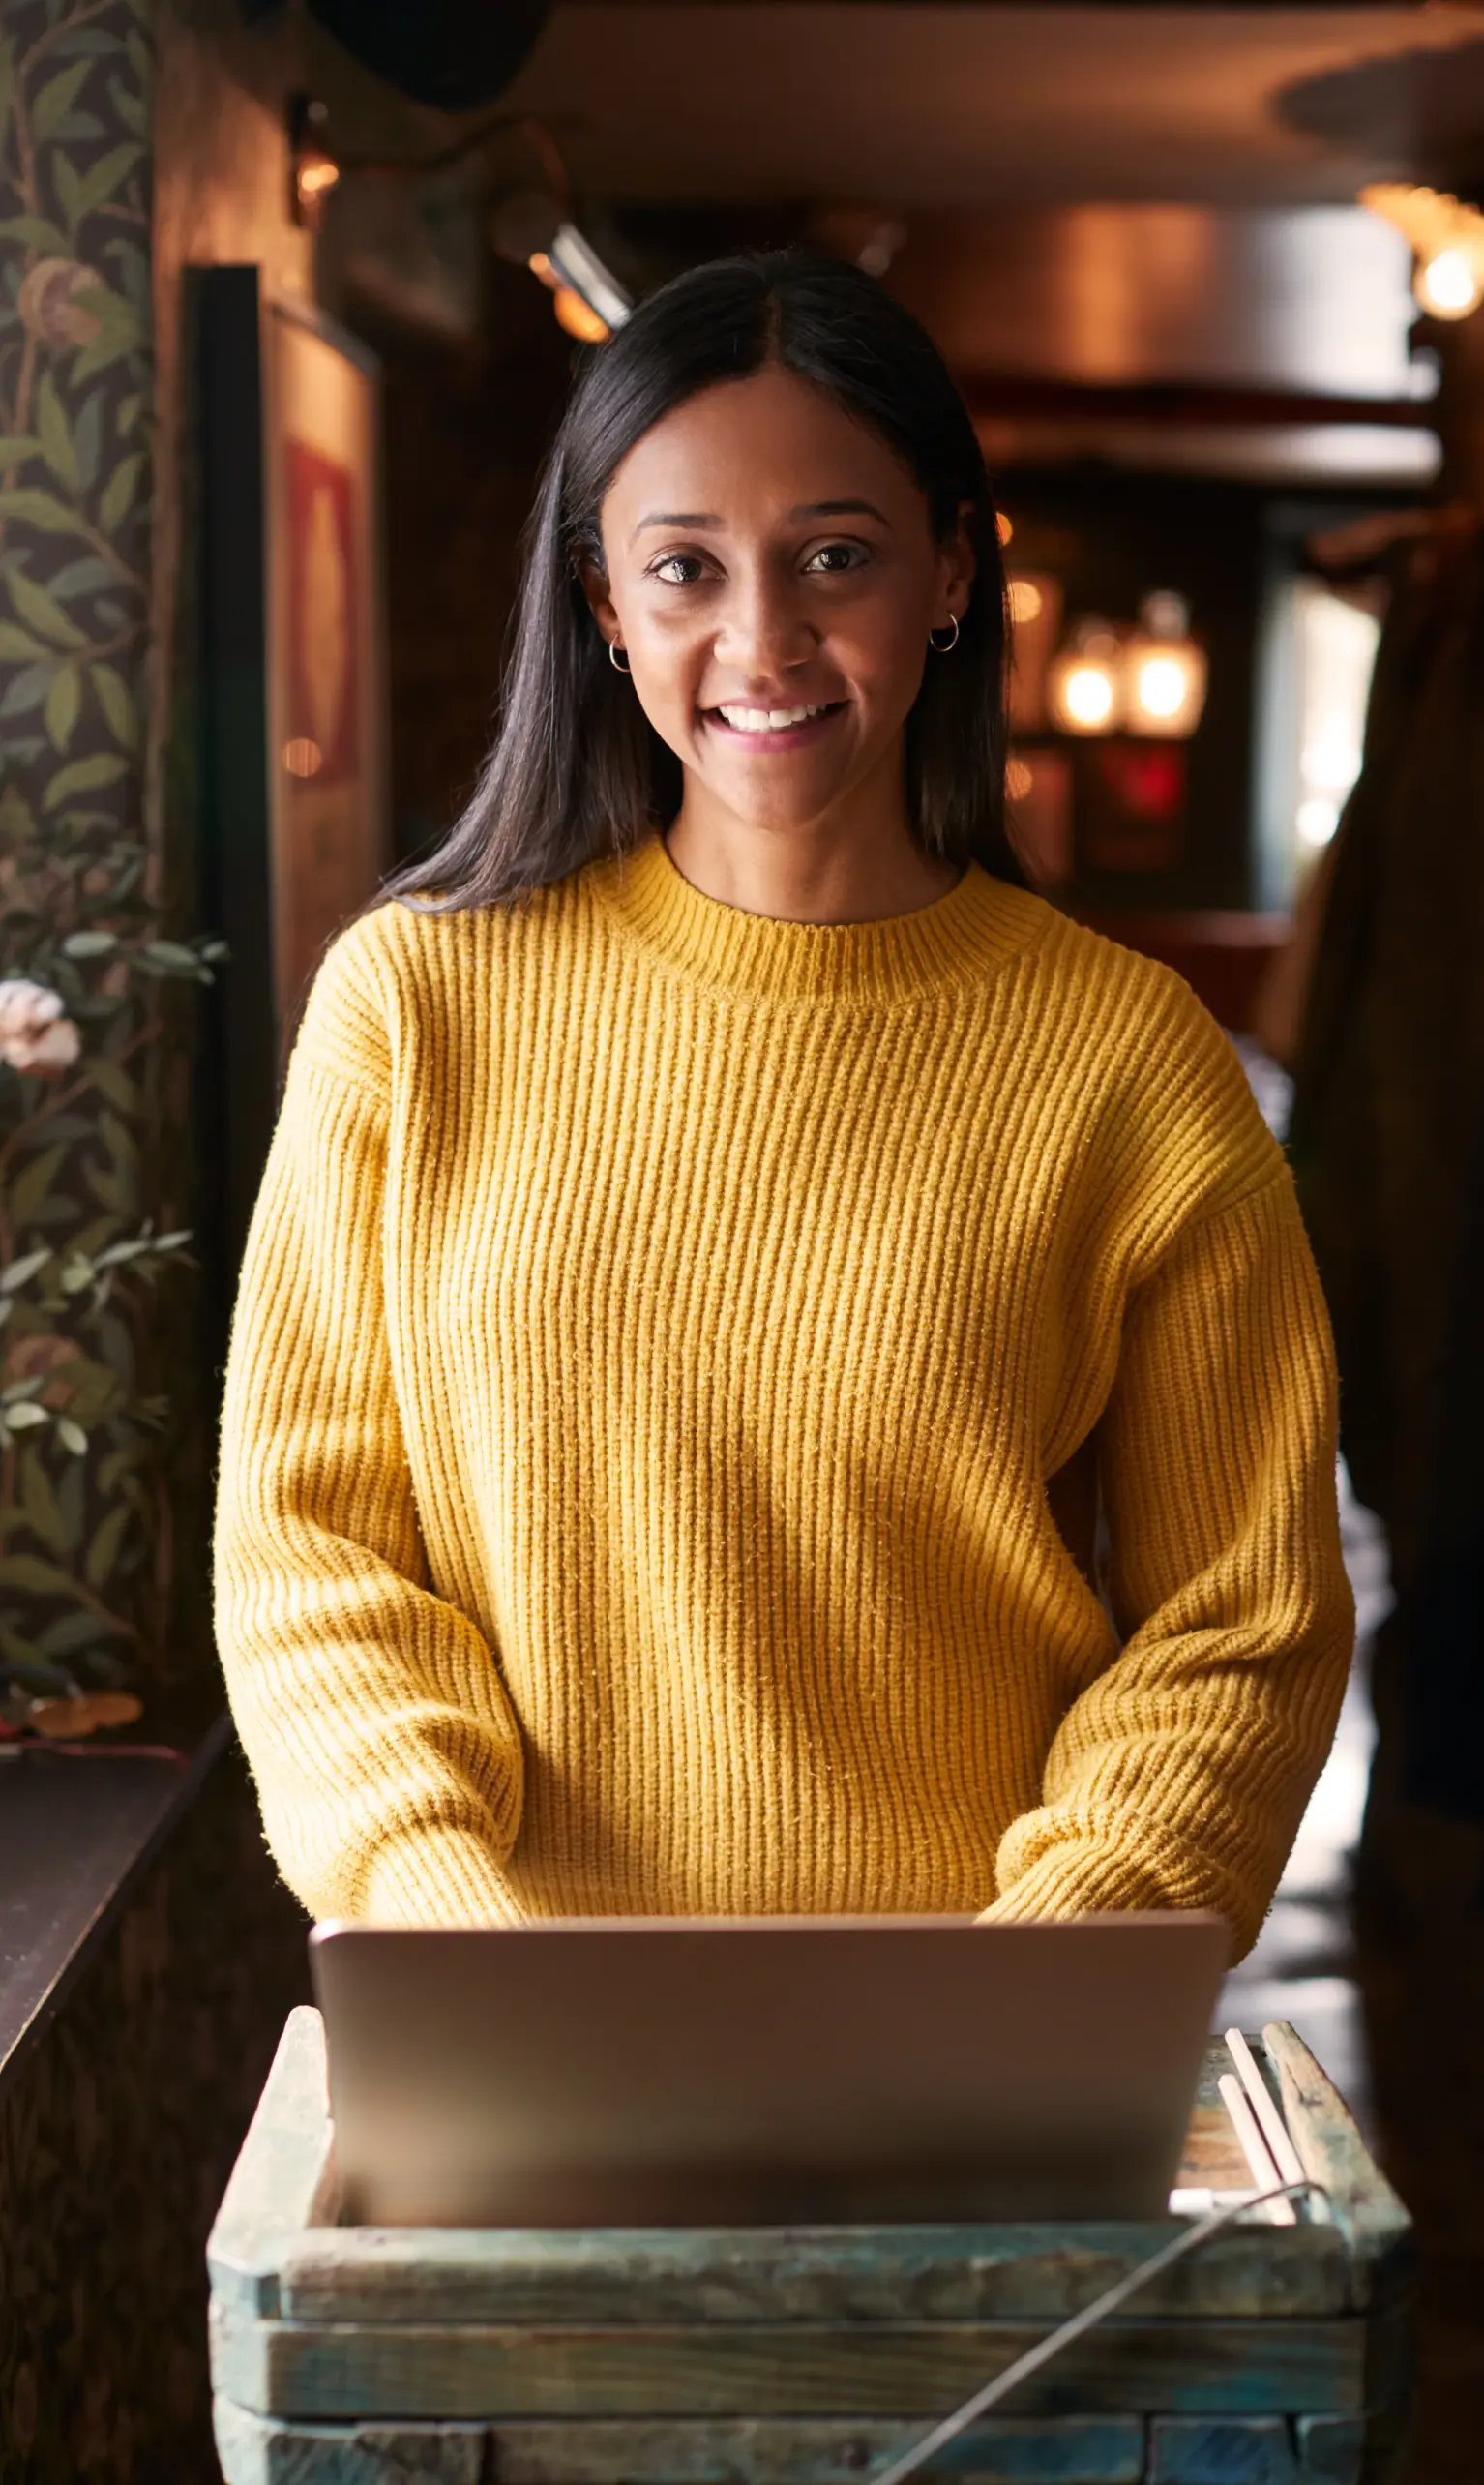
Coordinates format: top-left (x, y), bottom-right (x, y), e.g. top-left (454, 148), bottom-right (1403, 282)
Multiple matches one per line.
top-left (192, 266), bottom-right (390, 1350)
top-left (264, 297), bottom-right (389, 1020)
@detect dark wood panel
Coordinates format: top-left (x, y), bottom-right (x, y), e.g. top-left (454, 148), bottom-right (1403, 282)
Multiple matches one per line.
top-left (0, 1722), bottom-right (228, 2090)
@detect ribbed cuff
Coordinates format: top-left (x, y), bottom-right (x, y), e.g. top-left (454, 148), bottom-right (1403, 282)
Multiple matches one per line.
top-left (982, 1840), bottom-right (1238, 1961)
top-left (358, 1822), bottom-right (519, 1926)
top-left (981, 1839), bottom-right (1166, 1927)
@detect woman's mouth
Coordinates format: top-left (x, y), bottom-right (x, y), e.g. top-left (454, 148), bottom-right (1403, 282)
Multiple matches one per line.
top-left (703, 700), bottom-right (847, 751)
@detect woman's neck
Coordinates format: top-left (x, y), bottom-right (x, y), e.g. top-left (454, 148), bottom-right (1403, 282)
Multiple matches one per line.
top-left (664, 774), bottom-right (964, 928)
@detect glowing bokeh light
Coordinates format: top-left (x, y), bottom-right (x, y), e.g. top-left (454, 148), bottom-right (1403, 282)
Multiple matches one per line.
top-left (1063, 665), bottom-right (1115, 729)
top-left (1133, 654), bottom-right (1190, 722)
top-left (1416, 247), bottom-right (1483, 319)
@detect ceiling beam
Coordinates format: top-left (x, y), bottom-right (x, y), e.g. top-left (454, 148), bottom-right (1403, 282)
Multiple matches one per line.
top-left (958, 374), bottom-right (1439, 428)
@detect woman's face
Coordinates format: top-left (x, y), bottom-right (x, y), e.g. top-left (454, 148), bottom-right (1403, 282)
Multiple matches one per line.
top-left (585, 365), bottom-right (975, 838)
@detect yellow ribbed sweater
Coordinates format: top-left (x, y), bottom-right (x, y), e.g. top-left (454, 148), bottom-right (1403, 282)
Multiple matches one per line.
top-left (214, 833), bottom-right (1352, 1958)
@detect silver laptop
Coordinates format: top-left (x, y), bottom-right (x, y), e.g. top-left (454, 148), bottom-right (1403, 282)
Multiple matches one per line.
top-left (311, 1911), bottom-right (1226, 2227)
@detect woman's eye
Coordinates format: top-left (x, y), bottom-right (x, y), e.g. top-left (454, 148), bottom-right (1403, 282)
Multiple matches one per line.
top-left (803, 542), bottom-right (868, 576)
top-left (650, 553), bottom-right (709, 586)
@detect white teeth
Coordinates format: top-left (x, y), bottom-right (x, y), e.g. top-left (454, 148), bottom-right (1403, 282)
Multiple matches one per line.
top-left (715, 704), bottom-right (830, 733)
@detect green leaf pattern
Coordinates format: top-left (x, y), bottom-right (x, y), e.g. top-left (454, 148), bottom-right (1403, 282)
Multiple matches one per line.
top-left (2, 1), bottom-right (218, 1713)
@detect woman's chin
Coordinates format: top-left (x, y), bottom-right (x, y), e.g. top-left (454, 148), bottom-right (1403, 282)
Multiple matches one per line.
top-left (700, 785), bottom-right (858, 838)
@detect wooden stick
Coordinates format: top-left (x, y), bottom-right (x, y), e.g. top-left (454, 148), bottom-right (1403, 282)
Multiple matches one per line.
top-left (1225, 2026), bottom-right (1308, 2191)
top-left (1217, 2071), bottom-right (1295, 2224)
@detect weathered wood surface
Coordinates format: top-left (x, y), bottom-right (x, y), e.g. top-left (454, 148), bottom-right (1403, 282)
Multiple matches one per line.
top-left (215, 2404), bottom-right (1154, 2483)
top-left (1177, 2055), bottom-right (1264, 2200)
top-left (211, 2007), bottom-right (341, 2313)
top-left (277, 2222), bottom-right (1351, 2327)
top-left (210, 2304), bottom-right (1364, 2424)
top-left (208, 2013), bottom-right (1411, 2484)
top-left (1292, 2415), bottom-right (1363, 2481)
top-left (214, 2399), bottom-right (487, 2484)
top-left (1148, 2416), bottom-right (1299, 2481)
top-left (210, 2405), bottom-right (1390, 2484)
top-left (209, 2015), bottom-right (1352, 2326)
top-left (1260, 2028), bottom-right (1410, 2308)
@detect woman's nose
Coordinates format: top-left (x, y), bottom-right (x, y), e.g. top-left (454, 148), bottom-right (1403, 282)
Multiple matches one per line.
top-left (713, 571), bottom-right (816, 679)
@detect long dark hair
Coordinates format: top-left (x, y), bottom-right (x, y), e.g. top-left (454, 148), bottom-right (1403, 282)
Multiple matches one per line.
top-left (387, 250), bottom-right (1023, 911)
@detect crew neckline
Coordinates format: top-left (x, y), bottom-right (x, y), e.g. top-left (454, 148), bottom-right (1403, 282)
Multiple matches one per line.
top-left (589, 832), bottom-right (1042, 1006)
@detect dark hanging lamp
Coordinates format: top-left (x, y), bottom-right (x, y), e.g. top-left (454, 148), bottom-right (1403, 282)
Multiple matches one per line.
top-left (303, 0), bottom-right (553, 112)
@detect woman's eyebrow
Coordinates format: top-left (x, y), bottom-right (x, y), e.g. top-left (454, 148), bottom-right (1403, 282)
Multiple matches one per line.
top-left (788, 499), bottom-right (892, 525)
top-left (631, 510), bottom-right (720, 541)
top-left (630, 497), bottom-right (893, 545)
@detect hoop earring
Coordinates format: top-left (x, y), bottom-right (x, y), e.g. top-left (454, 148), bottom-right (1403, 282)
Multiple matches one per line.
top-left (928, 616), bottom-right (960, 654)
top-left (608, 641), bottom-right (632, 674)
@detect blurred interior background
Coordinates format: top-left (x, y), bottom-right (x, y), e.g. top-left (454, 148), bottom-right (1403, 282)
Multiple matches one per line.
top-left (5, 1), bottom-right (1484, 2473)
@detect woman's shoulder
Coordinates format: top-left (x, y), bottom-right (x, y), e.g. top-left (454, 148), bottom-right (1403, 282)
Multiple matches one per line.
top-left (1024, 899), bottom-right (1247, 1071)
top-left (292, 877), bottom-right (590, 1094)
top-left (1021, 901), bottom-right (1287, 1231)
top-left (291, 895), bottom-right (493, 1097)
top-left (1014, 893), bottom-right (1194, 1018)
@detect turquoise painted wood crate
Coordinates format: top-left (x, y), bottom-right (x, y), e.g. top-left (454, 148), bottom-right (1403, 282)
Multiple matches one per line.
top-left (207, 2008), bottom-right (1412, 2485)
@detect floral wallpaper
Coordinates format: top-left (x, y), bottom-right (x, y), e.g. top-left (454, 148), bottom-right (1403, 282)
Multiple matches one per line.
top-left (1, 0), bottom-right (220, 1727)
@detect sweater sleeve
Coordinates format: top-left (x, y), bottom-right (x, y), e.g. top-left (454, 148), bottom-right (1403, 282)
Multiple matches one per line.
top-left (213, 926), bottom-right (524, 1926)
top-left (988, 1166), bottom-right (1353, 1962)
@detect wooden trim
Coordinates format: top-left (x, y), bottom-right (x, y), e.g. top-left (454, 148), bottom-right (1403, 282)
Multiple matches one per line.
top-left (209, 2006), bottom-right (341, 2315)
top-left (211, 2300), bottom-right (1365, 2424)
top-left (1261, 2024), bottom-right (1414, 2310)
top-left (963, 377), bottom-right (1437, 434)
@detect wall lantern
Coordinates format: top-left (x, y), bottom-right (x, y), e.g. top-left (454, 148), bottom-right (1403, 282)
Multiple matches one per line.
top-left (526, 225), bottom-right (632, 341)
top-left (1046, 620), bottom-right (1125, 736)
top-left (1360, 180), bottom-right (1484, 323)
top-left (288, 94), bottom-right (341, 229)
top-left (1045, 597), bottom-right (1207, 741)
top-left (489, 189), bottom-right (632, 340)
top-left (1123, 592), bottom-right (1208, 739)
top-left (282, 97), bottom-right (632, 341)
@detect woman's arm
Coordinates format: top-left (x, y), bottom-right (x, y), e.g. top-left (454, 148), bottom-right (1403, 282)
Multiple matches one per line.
top-left (988, 1168), bottom-right (1353, 1962)
top-left (213, 937), bottom-right (524, 1926)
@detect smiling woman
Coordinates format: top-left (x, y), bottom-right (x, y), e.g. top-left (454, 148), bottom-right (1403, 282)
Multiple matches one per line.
top-left (381, 248), bottom-right (1021, 912)
top-left (582, 364), bottom-right (978, 919)
top-left (213, 253), bottom-right (1353, 1956)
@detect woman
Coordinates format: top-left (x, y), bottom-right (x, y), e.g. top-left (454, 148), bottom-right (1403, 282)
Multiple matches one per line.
top-left (215, 253), bottom-right (1351, 1958)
